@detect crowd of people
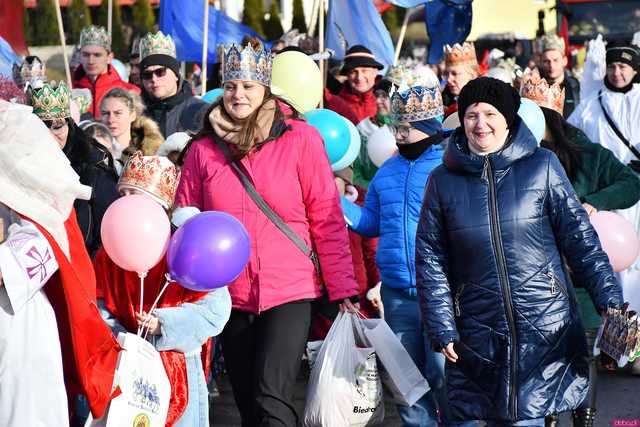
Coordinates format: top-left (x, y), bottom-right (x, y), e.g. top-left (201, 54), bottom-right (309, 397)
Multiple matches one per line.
top-left (0, 18), bottom-right (639, 427)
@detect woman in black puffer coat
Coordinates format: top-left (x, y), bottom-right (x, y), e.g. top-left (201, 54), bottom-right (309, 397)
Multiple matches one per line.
top-left (415, 78), bottom-right (623, 426)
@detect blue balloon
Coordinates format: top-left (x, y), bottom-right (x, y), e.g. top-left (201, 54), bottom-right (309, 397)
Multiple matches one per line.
top-left (331, 117), bottom-right (361, 171)
top-left (202, 88), bottom-right (224, 104)
top-left (518, 98), bottom-right (545, 144)
top-left (305, 109), bottom-right (351, 165)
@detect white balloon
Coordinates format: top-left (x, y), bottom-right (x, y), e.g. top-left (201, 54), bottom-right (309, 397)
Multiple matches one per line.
top-left (367, 125), bottom-right (397, 167)
top-left (442, 113), bottom-right (460, 130)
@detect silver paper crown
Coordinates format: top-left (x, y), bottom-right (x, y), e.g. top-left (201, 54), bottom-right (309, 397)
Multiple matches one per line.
top-left (391, 86), bottom-right (444, 123)
top-left (79, 25), bottom-right (111, 50)
top-left (221, 44), bottom-right (273, 86)
top-left (13, 57), bottom-right (47, 89)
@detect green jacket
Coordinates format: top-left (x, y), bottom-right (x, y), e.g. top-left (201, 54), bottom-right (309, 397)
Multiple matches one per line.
top-left (568, 125), bottom-right (640, 329)
top-left (570, 126), bottom-right (640, 210)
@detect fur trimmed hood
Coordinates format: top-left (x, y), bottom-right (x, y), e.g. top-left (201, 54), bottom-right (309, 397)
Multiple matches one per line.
top-left (122, 116), bottom-right (165, 164)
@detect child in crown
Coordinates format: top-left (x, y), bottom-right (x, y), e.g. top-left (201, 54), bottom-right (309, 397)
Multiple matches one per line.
top-left (94, 151), bottom-right (231, 427)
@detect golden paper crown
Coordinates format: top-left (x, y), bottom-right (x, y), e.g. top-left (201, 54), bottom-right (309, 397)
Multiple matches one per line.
top-left (79, 25), bottom-right (111, 50)
top-left (118, 152), bottom-right (179, 209)
top-left (444, 42), bottom-right (477, 67)
top-left (139, 31), bottom-right (177, 61)
top-left (536, 34), bottom-right (565, 54)
top-left (221, 44), bottom-right (273, 86)
top-left (519, 70), bottom-right (565, 114)
top-left (13, 56), bottom-right (47, 89)
top-left (391, 86), bottom-right (444, 122)
top-left (29, 81), bottom-right (71, 121)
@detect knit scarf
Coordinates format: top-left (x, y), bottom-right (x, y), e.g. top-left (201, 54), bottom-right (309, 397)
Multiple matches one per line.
top-left (209, 100), bottom-right (277, 150)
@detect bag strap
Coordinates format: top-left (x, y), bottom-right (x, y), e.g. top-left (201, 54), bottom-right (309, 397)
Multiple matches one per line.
top-left (598, 90), bottom-right (640, 160)
top-left (212, 135), bottom-right (321, 272)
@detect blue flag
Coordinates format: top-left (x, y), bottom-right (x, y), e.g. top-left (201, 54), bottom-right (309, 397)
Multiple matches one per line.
top-left (0, 36), bottom-right (18, 78)
top-left (326, 0), bottom-right (395, 70)
top-left (425, 0), bottom-right (473, 64)
top-left (384, 0), bottom-right (427, 6)
top-left (159, 0), bottom-right (263, 63)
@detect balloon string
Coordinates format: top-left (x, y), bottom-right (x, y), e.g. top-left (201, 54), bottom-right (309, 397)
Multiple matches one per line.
top-left (138, 274), bottom-right (173, 339)
top-left (137, 270), bottom-right (148, 316)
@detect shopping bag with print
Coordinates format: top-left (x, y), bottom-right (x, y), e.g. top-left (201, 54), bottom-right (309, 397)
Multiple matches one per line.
top-left (303, 312), bottom-right (384, 427)
top-left (353, 316), bottom-right (430, 406)
top-left (86, 332), bottom-right (171, 427)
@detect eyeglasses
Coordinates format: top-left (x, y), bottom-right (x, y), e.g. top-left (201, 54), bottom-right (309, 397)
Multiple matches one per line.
top-left (390, 124), bottom-right (411, 139)
top-left (142, 67), bottom-right (168, 81)
top-left (43, 119), bottom-right (67, 130)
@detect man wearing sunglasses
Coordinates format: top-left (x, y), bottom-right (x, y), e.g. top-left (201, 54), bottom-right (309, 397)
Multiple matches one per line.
top-left (72, 26), bottom-right (140, 120)
top-left (139, 31), bottom-right (206, 137)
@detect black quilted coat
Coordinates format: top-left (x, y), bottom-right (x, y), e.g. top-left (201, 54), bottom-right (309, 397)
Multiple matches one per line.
top-left (415, 118), bottom-right (623, 422)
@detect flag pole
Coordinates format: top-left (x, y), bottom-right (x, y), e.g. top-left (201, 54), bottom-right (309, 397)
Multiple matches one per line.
top-left (308, 0), bottom-right (320, 37)
top-left (318, 0), bottom-right (325, 108)
top-left (201, 0), bottom-right (209, 96)
top-left (53, 0), bottom-right (72, 88)
top-left (394, 7), bottom-right (413, 66)
top-left (108, 0), bottom-right (113, 36)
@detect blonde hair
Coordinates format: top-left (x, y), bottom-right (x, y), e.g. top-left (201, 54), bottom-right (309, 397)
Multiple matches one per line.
top-left (100, 87), bottom-right (146, 128)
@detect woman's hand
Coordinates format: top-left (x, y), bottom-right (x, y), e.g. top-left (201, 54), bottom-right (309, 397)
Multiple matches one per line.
top-left (442, 342), bottom-right (459, 363)
top-left (582, 203), bottom-right (598, 216)
top-left (136, 311), bottom-right (161, 336)
top-left (339, 298), bottom-right (360, 313)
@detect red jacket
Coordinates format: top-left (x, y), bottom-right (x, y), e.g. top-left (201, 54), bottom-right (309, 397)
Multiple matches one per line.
top-left (73, 64), bottom-right (141, 119)
top-left (33, 211), bottom-right (120, 419)
top-left (324, 85), bottom-right (377, 125)
top-left (176, 118), bottom-right (359, 313)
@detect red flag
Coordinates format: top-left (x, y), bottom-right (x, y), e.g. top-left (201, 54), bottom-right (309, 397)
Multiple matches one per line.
top-left (0, 0), bottom-right (28, 56)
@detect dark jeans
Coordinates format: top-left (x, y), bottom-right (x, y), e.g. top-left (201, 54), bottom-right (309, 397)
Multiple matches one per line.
top-left (221, 301), bottom-right (312, 427)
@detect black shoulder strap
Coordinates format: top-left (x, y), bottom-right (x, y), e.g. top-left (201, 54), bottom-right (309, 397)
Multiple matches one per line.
top-left (598, 90), bottom-right (640, 160)
top-left (212, 136), bottom-right (321, 272)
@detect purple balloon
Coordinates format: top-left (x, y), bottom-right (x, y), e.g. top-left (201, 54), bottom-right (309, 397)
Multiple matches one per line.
top-left (167, 211), bottom-right (251, 291)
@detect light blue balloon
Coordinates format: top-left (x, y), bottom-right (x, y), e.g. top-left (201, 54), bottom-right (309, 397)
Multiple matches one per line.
top-left (111, 59), bottom-right (128, 82)
top-left (305, 109), bottom-right (351, 165)
top-left (202, 88), bottom-right (224, 104)
top-left (517, 98), bottom-right (545, 144)
top-left (331, 117), bottom-right (361, 171)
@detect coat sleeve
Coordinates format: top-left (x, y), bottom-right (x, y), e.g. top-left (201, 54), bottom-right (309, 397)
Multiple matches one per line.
top-left (175, 141), bottom-right (205, 210)
top-left (547, 153), bottom-right (623, 312)
top-left (582, 145), bottom-right (640, 210)
top-left (415, 175), bottom-right (459, 349)
top-left (340, 180), bottom-right (381, 237)
top-left (297, 125), bottom-right (360, 302)
top-left (153, 286), bottom-right (232, 353)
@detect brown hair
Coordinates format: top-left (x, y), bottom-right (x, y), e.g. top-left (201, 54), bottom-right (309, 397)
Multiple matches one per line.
top-left (182, 90), bottom-right (299, 164)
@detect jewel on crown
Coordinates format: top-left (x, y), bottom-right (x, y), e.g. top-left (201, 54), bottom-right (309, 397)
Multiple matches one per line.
top-left (221, 44), bottom-right (273, 87)
top-left (444, 42), bottom-right (478, 67)
top-left (519, 69), bottom-right (565, 115)
top-left (118, 152), bottom-right (179, 209)
top-left (139, 31), bottom-right (177, 61)
top-left (391, 86), bottom-right (444, 122)
top-left (79, 25), bottom-right (111, 50)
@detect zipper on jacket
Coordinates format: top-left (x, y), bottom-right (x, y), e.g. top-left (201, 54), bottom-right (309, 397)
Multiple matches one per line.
top-left (486, 157), bottom-right (518, 420)
top-left (404, 161), bottom-right (415, 288)
top-left (455, 283), bottom-right (466, 317)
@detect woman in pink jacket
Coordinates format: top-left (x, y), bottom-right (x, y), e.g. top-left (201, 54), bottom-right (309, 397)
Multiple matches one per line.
top-left (174, 43), bottom-right (360, 427)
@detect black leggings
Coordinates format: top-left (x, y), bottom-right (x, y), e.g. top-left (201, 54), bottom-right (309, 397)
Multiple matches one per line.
top-left (220, 301), bottom-right (312, 427)
top-left (578, 328), bottom-right (599, 410)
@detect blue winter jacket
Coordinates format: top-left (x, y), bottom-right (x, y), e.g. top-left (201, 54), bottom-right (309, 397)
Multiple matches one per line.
top-left (342, 139), bottom-right (443, 296)
top-left (415, 118), bottom-right (623, 422)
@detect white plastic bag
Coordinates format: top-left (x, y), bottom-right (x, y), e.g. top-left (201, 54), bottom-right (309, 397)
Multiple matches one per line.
top-left (86, 332), bottom-right (171, 427)
top-left (304, 312), bottom-right (384, 427)
top-left (353, 316), bottom-right (430, 407)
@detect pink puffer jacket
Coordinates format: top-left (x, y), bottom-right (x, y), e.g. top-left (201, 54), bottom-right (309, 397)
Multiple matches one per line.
top-left (175, 118), bottom-right (359, 313)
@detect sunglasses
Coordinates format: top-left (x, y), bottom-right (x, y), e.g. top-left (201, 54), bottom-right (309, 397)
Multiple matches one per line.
top-left (142, 67), bottom-right (168, 81)
top-left (43, 119), bottom-right (67, 130)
